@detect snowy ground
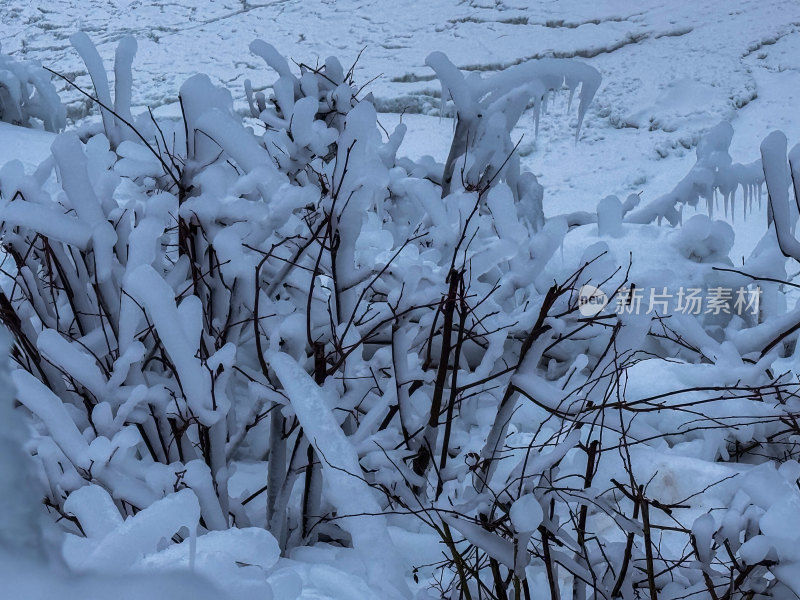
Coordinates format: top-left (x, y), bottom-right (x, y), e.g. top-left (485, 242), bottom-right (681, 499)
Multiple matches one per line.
top-left (4, 0), bottom-right (800, 249)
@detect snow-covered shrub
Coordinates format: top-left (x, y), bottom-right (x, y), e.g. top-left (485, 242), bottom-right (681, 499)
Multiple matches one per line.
top-left (0, 323), bottom-right (228, 598)
top-left (427, 52), bottom-right (599, 227)
top-left (0, 34), bottom-right (437, 598)
top-left (64, 32), bottom-right (138, 148)
top-left (628, 121), bottom-right (764, 226)
top-left (4, 31), bottom-right (800, 600)
top-left (761, 130), bottom-right (800, 262)
top-left (0, 44), bottom-right (65, 132)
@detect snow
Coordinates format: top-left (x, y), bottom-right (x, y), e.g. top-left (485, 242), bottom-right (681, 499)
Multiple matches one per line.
top-left (12, 369), bottom-right (91, 470)
top-left (0, 45), bottom-right (64, 131)
top-left (123, 264), bottom-right (217, 424)
top-left (65, 488), bottom-right (200, 572)
top-left (269, 351), bottom-right (410, 600)
top-left (2, 0), bottom-right (797, 230)
top-left (596, 194), bottom-right (624, 237)
top-left (509, 493), bottom-right (544, 534)
top-left (3, 1), bottom-right (800, 598)
top-left (0, 556), bottom-right (226, 600)
top-left (0, 122), bottom-right (54, 166)
top-left (442, 513), bottom-right (515, 568)
top-left (0, 321), bottom-right (227, 599)
top-left (51, 132), bottom-right (118, 279)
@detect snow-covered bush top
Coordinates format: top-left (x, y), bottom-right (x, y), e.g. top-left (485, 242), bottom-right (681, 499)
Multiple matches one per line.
top-left (0, 43), bottom-right (65, 132)
top-left (627, 121), bottom-right (765, 226)
top-left (427, 51), bottom-right (600, 202)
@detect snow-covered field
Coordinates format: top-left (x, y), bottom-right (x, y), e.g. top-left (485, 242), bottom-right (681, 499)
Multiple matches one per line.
top-left (3, 1), bottom-right (800, 599)
top-left (5, 0), bottom-right (800, 227)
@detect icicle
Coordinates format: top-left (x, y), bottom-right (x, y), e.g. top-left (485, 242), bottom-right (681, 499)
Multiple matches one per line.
top-left (729, 192), bottom-right (735, 224)
top-left (742, 183), bottom-right (748, 221)
top-left (742, 183), bottom-right (750, 221)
